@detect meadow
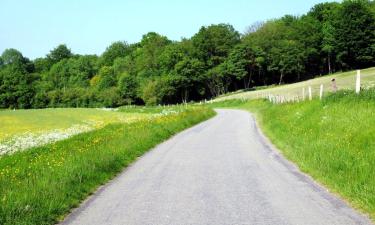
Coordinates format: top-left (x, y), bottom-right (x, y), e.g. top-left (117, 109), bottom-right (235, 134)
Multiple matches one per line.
top-left (0, 108), bottom-right (149, 140)
top-left (212, 89), bottom-right (375, 220)
top-left (0, 108), bottom-right (152, 155)
top-left (0, 106), bottom-right (215, 225)
top-left (216, 67), bottom-right (375, 101)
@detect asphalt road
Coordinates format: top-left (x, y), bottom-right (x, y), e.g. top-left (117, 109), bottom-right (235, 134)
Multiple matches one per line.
top-left (61, 109), bottom-right (372, 225)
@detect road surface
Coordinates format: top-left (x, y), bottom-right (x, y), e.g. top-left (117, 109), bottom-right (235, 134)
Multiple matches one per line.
top-left (61, 109), bottom-right (372, 225)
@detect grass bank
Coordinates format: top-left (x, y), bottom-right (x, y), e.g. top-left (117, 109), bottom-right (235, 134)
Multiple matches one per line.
top-left (213, 90), bottom-right (375, 220)
top-left (0, 107), bottom-right (215, 225)
top-left (215, 67), bottom-right (375, 101)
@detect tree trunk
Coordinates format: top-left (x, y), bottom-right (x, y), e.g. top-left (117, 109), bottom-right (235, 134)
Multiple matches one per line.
top-left (328, 54), bottom-right (332, 74)
top-left (279, 72), bottom-right (284, 85)
top-left (243, 79), bottom-right (248, 89)
top-left (247, 71), bottom-right (253, 89)
top-left (258, 69), bottom-right (261, 83)
top-left (181, 88), bottom-right (188, 103)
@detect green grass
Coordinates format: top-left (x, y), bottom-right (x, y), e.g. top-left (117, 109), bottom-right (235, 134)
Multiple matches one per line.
top-left (118, 105), bottom-right (189, 114)
top-left (0, 108), bottom-right (149, 142)
top-left (213, 90), bottom-right (375, 220)
top-left (0, 106), bottom-right (215, 225)
top-left (216, 67), bottom-right (375, 101)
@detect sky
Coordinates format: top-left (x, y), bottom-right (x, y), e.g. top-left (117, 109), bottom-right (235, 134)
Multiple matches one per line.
top-left (0, 0), bottom-right (335, 59)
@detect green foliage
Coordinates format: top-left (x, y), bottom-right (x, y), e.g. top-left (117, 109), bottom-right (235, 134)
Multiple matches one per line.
top-left (268, 40), bottom-right (306, 84)
top-left (226, 44), bottom-right (263, 88)
top-left (47, 44), bottom-right (73, 64)
top-left (0, 0), bottom-right (374, 109)
top-left (140, 77), bottom-right (176, 105)
top-left (97, 66), bottom-right (116, 90)
top-left (334, 0), bottom-right (375, 69)
top-left (205, 63), bottom-right (232, 97)
top-left (192, 23), bottom-right (240, 67)
top-left (135, 32), bottom-right (171, 78)
top-left (100, 41), bottom-right (130, 66)
top-left (118, 73), bottom-right (138, 105)
top-left (1, 49), bottom-right (25, 65)
top-left (0, 50), bottom-right (36, 109)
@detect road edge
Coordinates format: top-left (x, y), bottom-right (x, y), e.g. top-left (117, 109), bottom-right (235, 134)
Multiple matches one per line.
top-left (247, 110), bottom-right (373, 224)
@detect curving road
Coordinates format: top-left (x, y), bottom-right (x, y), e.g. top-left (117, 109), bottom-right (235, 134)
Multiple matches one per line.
top-left (61, 109), bottom-right (372, 225)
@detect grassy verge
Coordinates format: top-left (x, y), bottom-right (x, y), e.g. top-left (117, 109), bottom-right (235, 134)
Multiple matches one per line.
top-left (118, 105), bottom-right (189, 114)
top-left (0, 107), bottom-right (215, 225)
top-left (213, 90), bottom-right (375, 220)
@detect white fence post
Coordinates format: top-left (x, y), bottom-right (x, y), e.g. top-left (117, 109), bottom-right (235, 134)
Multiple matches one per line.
top-left (320, 84), bottom-right (324, 100)
top-left (356, 70), bottom-right (361, 94)
top-left (308, 86), bottom-right (312, 101)
top-left (302, 88), bottom-right (305, 101)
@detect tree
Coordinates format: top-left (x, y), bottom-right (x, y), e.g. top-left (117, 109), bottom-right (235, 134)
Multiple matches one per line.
top-left (34, 57), bottom-right (53, 73)
top-left (308, 2), bottom-right (340, 74)
top-left (47, 44), bottom-right (73, 64)
top-left (322, 22), bottom-right (336, 74)
top-left (97, 66), bottom-right (116, 90)
top-left (140, 78), bottom-right (175, 105)
top-left (158, 40), bottom-right (193, 73)
top-left (226, 44), bottom-right (259, 89)
top-left (334, 0), bottom-right (375, 69)
top-left (67, 56), bottom-right (98, 87)
top-left (205, 63), bottom-right (232, 97)
top-left (1, 49), bottom-right (25, 65)
top-left (0, 49), bottom-right (36, 108)
top-left (173, 57), bottom-right (205, 102)
top-left (268, 40), bottom-right (306, 84)
top-left (192, 24), bottom-right (240, 68)
top-left (118, 73), bottom-right (138, 104)
top-left (100, 41), bottom-right (131, 66)
top-left (47, 59), bottom-right (70, 90)
top-left (135, 32), bottom-right (171, 77)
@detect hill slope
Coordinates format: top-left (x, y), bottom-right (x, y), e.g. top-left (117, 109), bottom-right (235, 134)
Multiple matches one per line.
top-left (215, 67), bottom-right (375, 101)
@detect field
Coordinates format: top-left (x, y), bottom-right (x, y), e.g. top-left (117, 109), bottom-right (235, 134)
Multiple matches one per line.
top-left (215, 67), bottom-right (375, 101)
top-left (211, 89), bottom-right (375, 220)
top-left (0, 108), bottom-right (154, 155)
top-left (0, 106), bottom-right (215, 225)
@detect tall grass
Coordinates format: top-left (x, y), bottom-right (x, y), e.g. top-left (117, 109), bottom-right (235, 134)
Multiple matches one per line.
top-left (213, 90), bottom-right (375, 219)
top-left (0, 107), bottom-right (215, 225)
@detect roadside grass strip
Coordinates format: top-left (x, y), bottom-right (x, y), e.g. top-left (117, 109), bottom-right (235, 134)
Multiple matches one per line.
top-left (0, 107), bottom-right (215, 225)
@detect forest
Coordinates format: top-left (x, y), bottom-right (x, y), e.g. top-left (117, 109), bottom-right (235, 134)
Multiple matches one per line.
top-left (0, 0), bottom-right (374, 108)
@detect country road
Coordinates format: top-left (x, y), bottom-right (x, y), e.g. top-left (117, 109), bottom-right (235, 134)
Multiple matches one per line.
top-left (61, 109), bottom-right (372, 225)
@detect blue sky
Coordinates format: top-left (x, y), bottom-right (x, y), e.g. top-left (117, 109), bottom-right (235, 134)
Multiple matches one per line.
top-left (0, 0), bottom-right (335, 59)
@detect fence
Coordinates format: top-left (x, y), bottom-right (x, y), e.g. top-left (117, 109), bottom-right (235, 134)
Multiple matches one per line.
top-left (264, 70), bottom-right (363, 104)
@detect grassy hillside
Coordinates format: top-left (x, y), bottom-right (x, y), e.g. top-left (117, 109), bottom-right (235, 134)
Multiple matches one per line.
top-left (212, 90), bottom-right (375, 220)
top-left (0, 106), bottom-right (215, 225)
top-left (216, 67), bottom-right (375, 101)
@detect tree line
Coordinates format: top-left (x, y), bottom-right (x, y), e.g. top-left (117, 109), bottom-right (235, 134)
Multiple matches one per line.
top-left (1, 0), bottom-right (374, 108)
